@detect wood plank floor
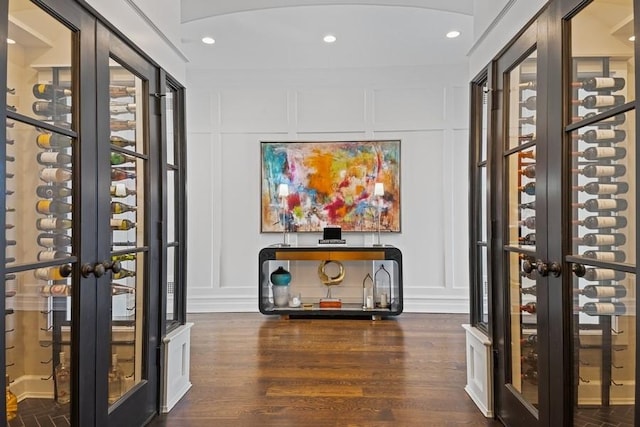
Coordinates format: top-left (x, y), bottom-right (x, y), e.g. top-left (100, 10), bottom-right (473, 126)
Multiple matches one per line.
top-left (147, 313), bottom-right (503, 427)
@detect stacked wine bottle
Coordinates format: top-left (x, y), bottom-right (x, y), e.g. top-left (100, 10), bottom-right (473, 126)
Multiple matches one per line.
top-left (32, 84), bottom-right (73, 297)
top-left (572, 75), bottom-right (629, 317)
top-left (5, 89), bottom-right (17, 383)
top-left (517, 75), bottom-right (538, 388)
top-left (109, 82), bottom-right (138, 304)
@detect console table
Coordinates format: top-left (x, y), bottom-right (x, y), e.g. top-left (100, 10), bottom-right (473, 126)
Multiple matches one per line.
top-left (258, 245), bottom-right (403, 319)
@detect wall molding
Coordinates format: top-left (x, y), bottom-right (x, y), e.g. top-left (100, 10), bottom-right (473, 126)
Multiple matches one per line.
top-left (467, 0), bottom-right (517, 56)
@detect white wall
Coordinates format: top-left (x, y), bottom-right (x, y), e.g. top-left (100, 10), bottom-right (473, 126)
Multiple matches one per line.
top-left (84, 0), bottom-right (187, 83)
top-left (185, 64), bottom-right (470, 313)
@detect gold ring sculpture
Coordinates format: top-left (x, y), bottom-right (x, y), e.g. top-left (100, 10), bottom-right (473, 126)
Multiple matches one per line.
top-left (317, 260), bottom-right (345, 286)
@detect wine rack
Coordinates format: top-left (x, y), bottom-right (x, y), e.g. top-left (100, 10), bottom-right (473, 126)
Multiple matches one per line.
top-left (108, 66), bottom-right (143, 399)
top-left (514, 60), bottom-right (539, 404)
top-left (570, 57), bottom-right (634, 407)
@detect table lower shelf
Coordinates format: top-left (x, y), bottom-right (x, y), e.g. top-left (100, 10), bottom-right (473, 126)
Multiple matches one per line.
top-left (259, 302), bottom-right (402, 317)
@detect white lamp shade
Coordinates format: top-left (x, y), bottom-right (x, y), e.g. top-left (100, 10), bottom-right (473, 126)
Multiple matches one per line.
top-left (374, 183), bottom-right (384, 196)
top-left (278, 183), bottom-right (289, 197)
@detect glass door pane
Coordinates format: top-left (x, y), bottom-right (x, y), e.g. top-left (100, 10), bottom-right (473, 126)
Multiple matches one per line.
top-left (6, 0), bottom-right (76, 421)
top-left (505, 50), bottom-right (539, 412)
top-left (108, 62), bottom-right (145, 406)
top-left (569, 1), bottom-right (635, 425)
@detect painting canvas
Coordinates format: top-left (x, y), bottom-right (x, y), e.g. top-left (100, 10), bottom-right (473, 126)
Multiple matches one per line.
top-left (261, 140), bottom-right (401, 233)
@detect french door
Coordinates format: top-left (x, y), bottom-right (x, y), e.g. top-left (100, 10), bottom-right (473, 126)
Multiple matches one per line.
top-left (2, 0), bottom-right (160, 425)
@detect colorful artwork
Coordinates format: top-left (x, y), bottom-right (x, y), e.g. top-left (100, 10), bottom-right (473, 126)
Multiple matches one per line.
top-left (261, 140), bottom-right (401, 233)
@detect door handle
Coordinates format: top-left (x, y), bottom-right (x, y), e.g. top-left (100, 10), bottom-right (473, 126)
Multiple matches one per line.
top-left (102, 260), bottom-right (121, 274)
top-left (81, 262), bottom-right (105, 278)
top-left (536, 260), bottom-right (562, 277)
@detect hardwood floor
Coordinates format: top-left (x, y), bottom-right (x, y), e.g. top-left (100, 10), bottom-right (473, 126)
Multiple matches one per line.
top-left (147, 313), bottom-right (503, 427)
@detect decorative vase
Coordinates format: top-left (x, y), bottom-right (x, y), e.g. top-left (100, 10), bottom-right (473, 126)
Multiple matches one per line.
top-left (270, 266), bottom-right (291, 286)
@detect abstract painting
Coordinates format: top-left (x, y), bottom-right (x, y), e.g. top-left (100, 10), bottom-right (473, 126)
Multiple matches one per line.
top-left (261, 140), bottom-right (400, 232)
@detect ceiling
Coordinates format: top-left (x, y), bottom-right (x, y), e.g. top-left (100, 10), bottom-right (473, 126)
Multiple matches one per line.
top-left (179, 0), bottom-right (474, 70)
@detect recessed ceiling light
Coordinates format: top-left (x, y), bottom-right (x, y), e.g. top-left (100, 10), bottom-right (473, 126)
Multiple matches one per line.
top-left (629, 35), bottom-right (636, 42)
top-left (446, 31), bottom-right (461, 39)
top-left (201, 37), bottom-right (215, 45)
top-left (6, 38), bottom-right (15, 44)
top-left (323, 34), bottom-right (337, 43)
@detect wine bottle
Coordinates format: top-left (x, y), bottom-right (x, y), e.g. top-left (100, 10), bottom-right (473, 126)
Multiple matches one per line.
top-left (5, 375), bottom-right (17, 422)
top-left (521, 351), bottom-right (538, 367)
top-left (521, 334), bottom-right (538, 348)
top-left (110, 119), bottom-right (136, 131)
top-left (5, 155), bottom-right (14, 162)
top-left (54, 351), bottom-right (71, 404)
top-left (32, 101), bottom-right (71, 117)
top-left (519, 134), bottom-right (536, 144)
top-left (40, 284), bottom-right (70, 296)
top-left (34, 266), bottom-right (68, 281)
top-left (6, 104), bottom-right (16, 112)
top-left (574, 77), bottom-right (625, 92)
top-left (36, 133), bottom-right (72, 149)
top-left (575, 182), bottom-right (629, 195)
top-left (36, 233), bottom-right (72, 248)
top-left (579, 302), bottom-right (626, 316)
top-left (575, 216), bottom-right (627, 229)
top-left (522, 367), bottom-right (538, 384)
top-left (519, 150), bottom-right (536, 160)
top-left (519, 81), bottom-right (537, 90)
top-left (519, 116), bottom-right (536, 125)
top-left (520, 302), bottom-right (537, 313)
top-left (37, 250), bottom-right (71, 261)
top-left (519, 182), bottom-right (536, 196)
top-left (520, 96), bottom-right (537, 111)
top-left (519, 165), bottom-right (536, 178)
top-left (578, 129), bottom-right (626, 144)
top-left (574, 95), bottom-right (625, 109)
top-left (111, 202), bottom-right (136, 214)
top-left (110, 136), bottom-right (136, 148)
top-left (519, 201), bottom-right (535, 210)
top-left (518, 233), bottom-right (536, 245)
top-left (109, 102), bottom-right (136, 115)
top-left (111, 168), bottom-right (136, 181)
top-left (582, 250), bottom-right (626, 262)
top-left (5, 224), bottom-right (14, 230)
top-left (575, 147), bottom-right (626, 160)
top-left (40, 168), bottom-right (72, 183)
top-left (111, 283), bottom-right (135, 295)
top-left (576, 165), bottom-right (626, 178)
top-left (576, 112), bottom-right (626, 126)
top-left (36, 200), bottom-right (72, 215)
top-left (6, 87), bottom-right (15, 95)
top-left (6, 139), bottom-right (14, 145)
top-left (36, 218), bottom-right (73, 231)
top-left (573, 198), bottom-right (628, 212)
top-left (5, 240), bottom-right (16, 246)
top-left (112, 268), bottom-right (136, 280)
top-left (519, 216), bottom-right (536, 229)
top-left (111, 253), bottom-right (136, 262)
top-left (33, 84), bottom-right (72, 100)
top-left (36, 184), bottom-right (72, 199)
top-left (580, 285), bottom-right (627, 298)
top-left (107, 354), bottom-right (125, 404)
top-left (110, 184), bottom-right (136, 197)
top-left (521, 285), bottom-right (537, 296)
top-left (110, 85), bottom-right (136, 98)
top-left (582, 268), bottom-right (625, 281)
top-left (37, 151), bottom-right (72, 165)
top-left (110, 219), bottom-right (135, 230)
top-left (575, 233), bottom-right (626, 246)
top-left (110, 152), bottom-right (136, 165)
